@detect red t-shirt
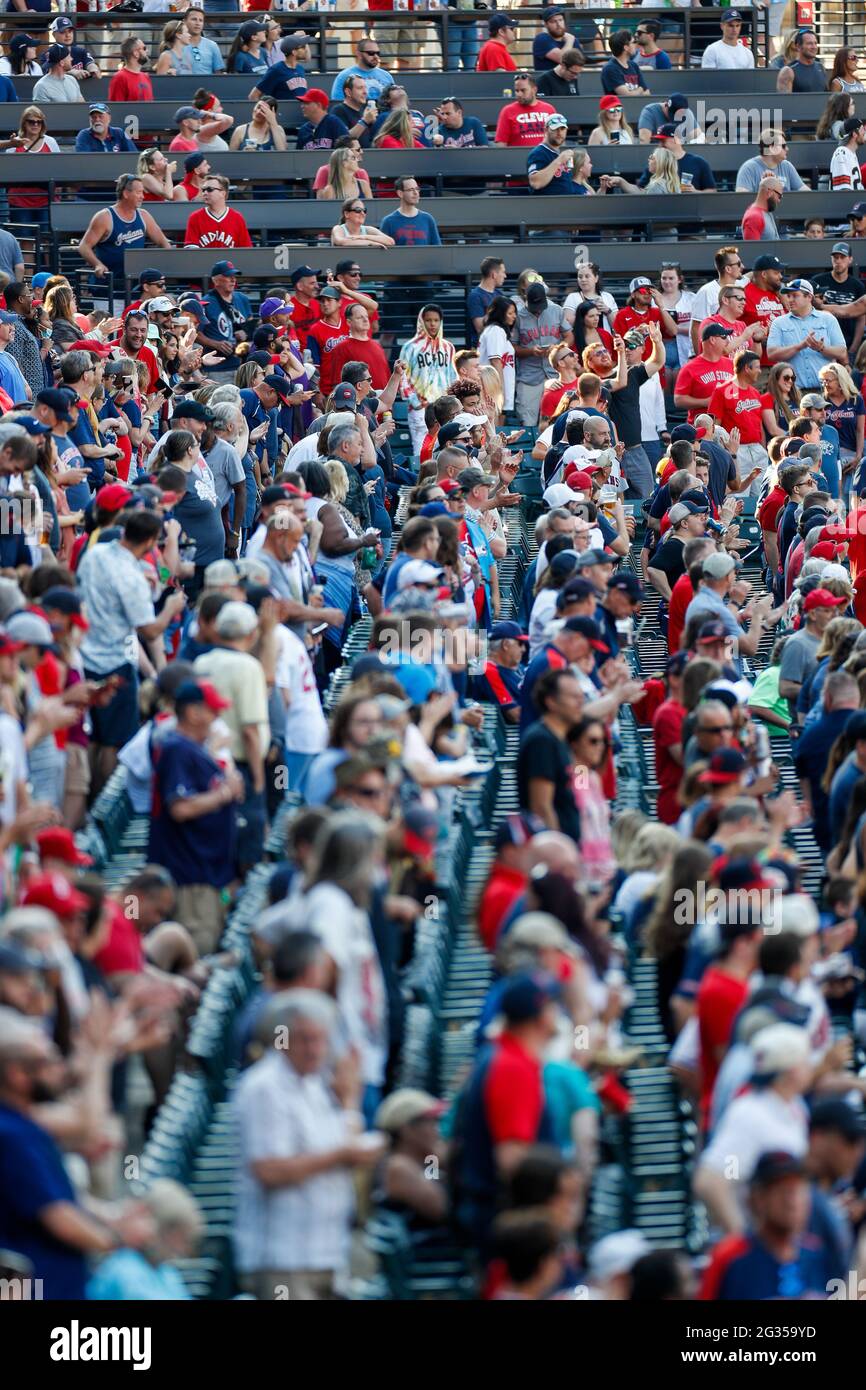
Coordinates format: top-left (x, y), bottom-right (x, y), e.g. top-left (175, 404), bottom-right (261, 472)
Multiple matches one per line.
top-left (674, 354), bottom-right (734, 422)
top-left (494, 99), bottom-right (555, 148)
top-left (477, 864), bottom-right (526, 952)
top-left (183, 207), bottom-right (253, 249)
top-left (758, 483), bottom-right (786, 533)
top-left (337, 294), bottom-right (379, 335)
top-left (93, 901), bottom-right (145, 976)
top-left (181, 174), bottom-right (204, 202)
top-left (483, 1032), bottom-right (545, 1143)
top-left (329, 334), bottom-right (391, 390)
top-left (613, 305), bottom-right (662, 361)
top-left (742, 281), bottom-right (783, 367)
top-left (697, 965), bottom-right (749, 1120)
top-left (707, 380), bottom-right (764, 444)
top-left (306, 318), bottom-right (349, 395)
top-left (477, 39), bottom-right (517, 72)
top-left (108, 69), bottom-right (153, 103)
top-left (667, 572), bottom-right (693, 655)
top-left (287, 294), bottom-right (321, 351)
top-left (8, 142), bottom-right (53, 209)
top-left (652, 697), bottom-right (686, 825)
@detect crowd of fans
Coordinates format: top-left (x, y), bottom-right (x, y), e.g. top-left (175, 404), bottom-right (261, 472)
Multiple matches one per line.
top-left (1, 2), bottom-right (866, 1312)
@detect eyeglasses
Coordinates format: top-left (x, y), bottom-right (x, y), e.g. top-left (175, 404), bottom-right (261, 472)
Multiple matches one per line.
top-left (359, 376), bottom-right (372, 384)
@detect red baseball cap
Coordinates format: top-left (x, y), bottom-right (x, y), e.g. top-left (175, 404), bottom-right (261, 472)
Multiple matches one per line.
top-left (599, 95), bottom-right (622, 112)
top-left (21, 871), bottom-right (90, 918)
top-left (96, 483), bottom-right (134, 513)
top-left (810, 541), bottom-right (847, 561)
top-left (299, 87), bottom-right (329, 106)
top-left (0, 633), bottom-right (24, 655)
top-left (68, 338), bottom-right (112, 359)
top-left (36, 827), bottom-right (93, 867)
top-left (818, 525), bottom-right (849, 544)
top-left (565, 467), bottom-right (593, 492)
top-left (803, 588), bottom-right (848, 612)
top-left (439, 478), bottom-right (463, 495)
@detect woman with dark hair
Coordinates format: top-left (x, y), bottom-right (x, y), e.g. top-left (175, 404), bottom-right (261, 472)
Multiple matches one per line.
top-left (567, 718), bottom-right (616, 888)
top-left (478, 296), bottom-right (517, 414)
top-left (570, 301), bottom-right (614, 365)
top-left (830, 46), bottom-right (865, 94)
top-left (644, 842), bottom-right (714, 1042)
top-left (227, 20), bottom-right (269, 75)
top-left (562, 261), bottom-right (618, 334)
top-left (296, 458), bottom-right (381, 674)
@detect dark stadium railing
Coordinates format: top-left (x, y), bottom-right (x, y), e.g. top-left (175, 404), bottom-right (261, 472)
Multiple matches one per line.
top-left (119, 237), bottom-right (862, 289)
top-left (12, 144), bottom-right (841, 203)
top-left (49, 190), bottom-right (864, 271)
top-left (6, 92), bottom-right (841, 136)
top-left (0, 5), bottom-right (772, 74)
top-left (2, 69), bottom-right (786, 104)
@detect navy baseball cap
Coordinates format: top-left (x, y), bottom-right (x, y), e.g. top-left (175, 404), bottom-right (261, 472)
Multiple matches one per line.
top-left (185, 152), bottom-right (207, 172)
top-left (556, 576), bottom-right (596, 608)
top-left (331, 384), bottom-right (357, 408)
top-left (607, 571), bottom-right (644, 600)
top-left (263, 374), bottom-right (296, 403)
top-left (490, 13), bottom-right (518, 32)
top-left (211, 260), bottom-right (240, 278)
top-left (36, 388), bottom-right (74, 421)
top-left (561, 615), bottom-right (608, 652)
top-left (495, 812), bottom-right (545, 850)
top-left (751, 1152), bottom-right (807, 1187)
top-left (500, 971), bottom-right (561, 1024)
top-left (490, 621), bottom-right (529, 643)
top-left (699, 748), bottom-right (748, 785)
top-left (702, 322), bottom-right (734, 341)
top-left (653, 123), bottom-right (681, 141)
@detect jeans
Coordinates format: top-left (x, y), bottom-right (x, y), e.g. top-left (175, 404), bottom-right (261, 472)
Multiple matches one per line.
top-left (283, 750), bottom-right (316, 795)
top-left (621, 443), bottom-right (655, 500)
top-left (236, 760), bottom-right (266, 876)
top-left (642, 439), bottom-right (665, 475)
top-left (446, 18), bottom-right (480, 70)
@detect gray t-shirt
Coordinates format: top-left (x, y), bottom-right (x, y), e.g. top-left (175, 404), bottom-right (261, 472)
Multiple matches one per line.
top-left (514, 301), bottom-right (566, 384)
top-left (778, 627), bottom-right (821, 693)
top-left (735, 156), bottom-right (804, 194)
top-left (637, 102), bottom-right (699, 140)
top-left (32, 73), bottom-right (84, 103)
top-left (205, 437), bottom-right (246, 509)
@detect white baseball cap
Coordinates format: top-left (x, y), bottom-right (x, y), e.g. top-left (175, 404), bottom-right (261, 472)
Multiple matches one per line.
top-left (396, 560), bottom-right (444, 591)
top-left (750, 1022), bottom-right (811, 1076)
top-left (543, 482), bottom-right (576, 508)
top-left (588, 1230), bottom-right (650, 1282)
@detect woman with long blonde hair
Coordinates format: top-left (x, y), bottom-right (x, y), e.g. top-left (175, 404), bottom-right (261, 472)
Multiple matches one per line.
top-left (136, 147), bottom-right (184, 202)
top-left (154, 20), bottom-right (193, 75)
top-left (819, 361), bottom-right (865, 497)
top-left (644, 148), bottom-right (682, 195)
top-left (588, 96), bottom-right (635, 147)
top-left (372, 109), bottom-right (423, 150)
top-left (45, 283), bottom-right (81, 351)
top-left (314, 144), bottom-right (372, 202)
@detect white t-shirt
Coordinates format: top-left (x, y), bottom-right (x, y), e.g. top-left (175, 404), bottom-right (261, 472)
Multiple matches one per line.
top-left (701, 39), bottom-right (755, 69)
top-left (562, 290), bottom-right (618, 334)
top-left (303, 881), bottom-right (387, 1087)
top-left (639, 372), bottom-right (666, 442)
top-left (690, 276), bottom-right (747, 325)
top-left (277, 627), bottom-right (328, 754)
top-left (700, 1088), bottom-right (809, 1182)
top-left (478, 323), bottom-right (516, 410)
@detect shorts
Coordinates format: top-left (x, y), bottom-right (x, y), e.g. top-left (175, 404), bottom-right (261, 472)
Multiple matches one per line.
top-left (63, 743), bottom-right (91, 798)
top-left (83, 663), bottom-right (139, 750)
top-left (174, 884), bottom-right (228, 956)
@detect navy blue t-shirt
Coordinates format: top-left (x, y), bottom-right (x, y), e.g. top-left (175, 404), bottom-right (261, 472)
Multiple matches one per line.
top-left (255, 61), bottom-right (307, 102)
top-left (437, 116), bottom-right (489, 148)
top-left (703, 1231), bottom-right (832, 1300)
top-left (638, 151), bottom-right (716, 191)
top-left (527, 142), bottom-right (585, 195)
top-left (600, 56), bottom-right (645, 95)
top-left (469, 660), bottom-right (523, 711)
top-left (296, 113), bottom-right (349, 151)
top-left (379, 209), bottom-right (441, 247)
top-left (0, 1103), bottom-right (88, 1299)
top-left (148, 730), bottom-right (236, 887)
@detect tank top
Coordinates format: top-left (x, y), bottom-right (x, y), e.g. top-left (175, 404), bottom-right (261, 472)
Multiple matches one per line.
top-left (235, 126), bottom-right (276, 152)
top-left (306, 495), bottom-right (355, 572)
top-left (834, 77), bottom-right (866, 93)
top-left (788, 59), bottom-right (829, 93)
top-left (100, 206), bottom-right (147, 274)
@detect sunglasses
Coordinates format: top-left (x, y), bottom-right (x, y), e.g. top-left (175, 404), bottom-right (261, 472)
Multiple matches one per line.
top-left (363, 49), bottom-right (380, 56)
top-left (704, 724), bottom-right (733, 734)
top-left (202, 186), bottom-right (222, 194)
top-left (352, 784), bottom-right (387, 798)
top-left (349, 205), bottom-right (366, 214)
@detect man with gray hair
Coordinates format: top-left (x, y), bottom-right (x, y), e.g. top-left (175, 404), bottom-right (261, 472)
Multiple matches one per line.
top-left (326, 420), bottom-right (370, 530)
top-left (194, 601), bottom-right (269, 876)
top-left (232, 987), bottom-right (383, 1301)
top-left (203, 403), bottom-right (246, 560)
top-left (60, 349), bottom-right (122, 486)
top-left (684, 549), bottom-right (773, 666)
